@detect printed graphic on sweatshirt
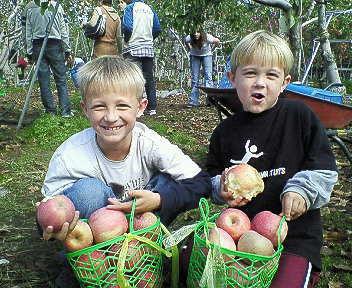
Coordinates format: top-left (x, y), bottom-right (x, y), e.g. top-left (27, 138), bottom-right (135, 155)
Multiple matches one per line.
top-left (230, 139), bottom-right (264, 164)
top-left (110, 177), bottom-right (145, 202)
top-left (229, 139), bottom-right (286, 179)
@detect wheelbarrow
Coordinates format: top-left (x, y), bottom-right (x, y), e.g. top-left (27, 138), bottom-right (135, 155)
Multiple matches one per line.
top-left (200, 84), bottom-right (352, 166)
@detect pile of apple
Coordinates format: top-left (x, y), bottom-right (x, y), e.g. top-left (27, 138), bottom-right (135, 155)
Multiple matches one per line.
top-left (209, 208), bottom-right (288, 257)
top-left (36, 195), bottom-right (160, 287)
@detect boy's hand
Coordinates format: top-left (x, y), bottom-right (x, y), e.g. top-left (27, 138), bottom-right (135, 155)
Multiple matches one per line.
top-left (107, 190), bottom-right (161, 214)
top-left (220, 170), bottom-right (250, 207)
top-left (280, 192), bottom-right (307, 221)
top-left (35, 202), bottom-right (79, 241)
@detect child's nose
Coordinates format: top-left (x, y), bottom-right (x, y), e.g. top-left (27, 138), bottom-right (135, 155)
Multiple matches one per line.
top-left (104, 109), bottom-right (119, 122)
top-left (254, 76), bottom-right (265, 87)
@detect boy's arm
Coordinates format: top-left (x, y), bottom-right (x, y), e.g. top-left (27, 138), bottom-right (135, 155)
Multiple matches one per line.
top-left (156, 171), bottom-right (211, 225)
top-left (281, 169), bottom-right (338, 210)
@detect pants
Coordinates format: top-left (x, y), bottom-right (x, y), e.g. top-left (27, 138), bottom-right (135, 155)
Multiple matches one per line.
top-left (32, 39), bottom-right (71, 115)
top-left (189, 55), bottom-right (213, 106)
top-left (62, 174), bottom-right (170, 219)
top-left (124, 53), bottom-right (157, 111)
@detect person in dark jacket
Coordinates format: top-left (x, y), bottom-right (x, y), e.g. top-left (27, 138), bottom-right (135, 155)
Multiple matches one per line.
top-left (207, 30), bottom-right (338, 288)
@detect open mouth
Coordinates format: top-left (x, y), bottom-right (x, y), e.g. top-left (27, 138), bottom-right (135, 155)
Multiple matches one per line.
top-left (251, 93), bottom-right (265, 100)
top-left (101, 125), bottom-right (123, 131)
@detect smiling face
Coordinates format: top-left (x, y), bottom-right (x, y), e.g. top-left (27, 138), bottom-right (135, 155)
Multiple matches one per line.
top-left (228, 64), bottom-right (290, 113)
top-left (81, 85), bottom-right (147, 159)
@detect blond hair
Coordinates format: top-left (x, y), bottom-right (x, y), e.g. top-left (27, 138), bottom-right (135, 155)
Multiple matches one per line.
top-left (78, 56), bottom-right (145, 101)
top-left (230, 30), bottom-right (294, 75)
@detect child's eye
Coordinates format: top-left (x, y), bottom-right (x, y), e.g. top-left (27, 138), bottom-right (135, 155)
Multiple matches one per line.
top-left (267, 72), bottom-right (280, 79)
top-left (92, 105), bottom-right (106, 111)
top-left (244, 71), bottom-right (256, 76)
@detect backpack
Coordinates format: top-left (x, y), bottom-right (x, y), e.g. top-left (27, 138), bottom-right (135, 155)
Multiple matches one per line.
top-left (84, 7), bottom-right (106, 39)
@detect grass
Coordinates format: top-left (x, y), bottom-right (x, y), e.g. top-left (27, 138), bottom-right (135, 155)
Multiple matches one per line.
top-left (0, 86), bottom-right (351, 287)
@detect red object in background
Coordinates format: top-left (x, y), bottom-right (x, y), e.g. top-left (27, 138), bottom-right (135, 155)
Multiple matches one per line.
top-left (17, 57), bottom-right (28, 69)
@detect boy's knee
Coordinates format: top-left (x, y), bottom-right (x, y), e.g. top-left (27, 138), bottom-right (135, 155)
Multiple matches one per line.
top-left (63, 178), bottom-right (113, 218)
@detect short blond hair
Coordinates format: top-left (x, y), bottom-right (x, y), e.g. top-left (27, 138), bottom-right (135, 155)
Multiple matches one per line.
top-left (230, 30), bottom-right (294, 75)
top-left (78, 56), bottom-right (145, 101)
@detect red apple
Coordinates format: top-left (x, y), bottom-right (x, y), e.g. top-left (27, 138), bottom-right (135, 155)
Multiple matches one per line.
top-left (136, 270), bottom-right (157, 288)
top-left (251, 211), bottom-right (288, 247)
top-left (208, 227), bottom-right (236, 251)
top-left (133, 212), bottom-right (158, 241)
top-left (216, 208), bottom-right (251, 241)
top-left (36, 195), bottom-right (75, 232)
top-left (107, 243), bottom-right (122, 266)
top-left (64, 220), bottom-right (93, 252)
top-left (88, 207), bottom-right (128, 243)
top-left (133, 212), bottom-right (158, 230)
top-left (224, 163), bottom-right (264, 201)
top-left (227, 260), bottom-right (250, 286)
top-left (125, 239), bottom-right (143, 270)
top-left (77, 250), bottom-right (107, 279)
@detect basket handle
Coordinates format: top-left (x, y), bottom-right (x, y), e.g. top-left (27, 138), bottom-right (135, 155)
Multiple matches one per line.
top-left (128, 198), bottom-right (137, 233)
top-left (277, 215), bottom-right (286, 245)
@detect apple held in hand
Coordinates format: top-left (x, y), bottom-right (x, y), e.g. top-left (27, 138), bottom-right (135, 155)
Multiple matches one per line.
top-left (224, 163), bottom-right (264, 201)
top-left (36, 195), bottom-right (75, 232)
top-left (64, 220), bottom-right (93, 252)
top-left (89, 207), bottom-right (128, 243)
top-left (251, 211), bottom-right (288, 247)
top-left (216, 208), bottom-right (251, 241)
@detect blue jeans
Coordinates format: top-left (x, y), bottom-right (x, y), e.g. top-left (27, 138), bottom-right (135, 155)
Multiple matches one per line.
top-left (124, 53), bottom-right (157, 111)
top-left (189, 55), bottom-right (214, 106)
top-left (62, 174), bottom-right (171, 219)
top-left (32, 39), bottom-right (71, 115)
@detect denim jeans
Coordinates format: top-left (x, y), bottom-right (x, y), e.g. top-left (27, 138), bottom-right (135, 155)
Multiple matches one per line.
top-left (32, 39), bottom-right (71, 115)
top-left (189, 55), bottom-right (214, 106)
top-left (124, 54), bottom-right (157, 111)
top-left (62, 174), bottom-right (171, 219)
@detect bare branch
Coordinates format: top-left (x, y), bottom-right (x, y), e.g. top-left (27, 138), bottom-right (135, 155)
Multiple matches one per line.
top-left (253, 0), bottom-right (292, 12)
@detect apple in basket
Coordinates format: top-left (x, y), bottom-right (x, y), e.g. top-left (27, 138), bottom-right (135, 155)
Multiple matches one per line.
top-left (88, 207), bottom-right (128, 243)
top-left (64, 220), bottom-right (93, 252)
top-left (224, 163), bottom-right (264, 201)
top-left (77, 250), bottom-right (107, 279)
top-left (208, 227), bottom-right (236, 251)
top-left (237, 230), bottom-right (274, 257)
top-left (251, 211), bottom-right (288, 247)
top-left (36, 195), bottom-right (75, 232)
top-left (133, 211), bottom-right (158, 241)
top-left (136, 269), bottom-right (157, 288)
top-left (227, 260), bottom-right (250, 286)
top-left (125, 239), bottom-right (144, 270)
top-left (216, 208), bottom-right (251, 241)
top-left (107, 242), bottom-right (122, 266)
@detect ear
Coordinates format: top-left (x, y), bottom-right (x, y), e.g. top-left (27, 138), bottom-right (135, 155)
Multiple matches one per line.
top-left (137, 98), bottom-right (148, 118)
top-left (280, 74), bottom-right (291, 92)
top-left (80, 100), bottom-right (89, 118)
top-left (227, 71), bottom-right (236, 88)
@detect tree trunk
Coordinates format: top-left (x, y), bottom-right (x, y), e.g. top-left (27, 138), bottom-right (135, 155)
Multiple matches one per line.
top-left (316, 2), bottom-right (345, 96)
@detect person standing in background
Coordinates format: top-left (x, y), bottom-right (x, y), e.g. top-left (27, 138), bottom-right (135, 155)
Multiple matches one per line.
top-left (25, 0), bottom-right (73, 117)
top-left (121, 0), bottom-right (161, 116)
top-left (185, 31), bottom-right (220, 108)
top-left (83, 0), bottom-right (122, 58)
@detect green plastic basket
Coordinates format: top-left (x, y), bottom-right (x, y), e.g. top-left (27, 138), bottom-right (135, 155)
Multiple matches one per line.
top-left (187, 198), bottom-right (285, 288)
top-left (66, 201), bottom-right (179, 288)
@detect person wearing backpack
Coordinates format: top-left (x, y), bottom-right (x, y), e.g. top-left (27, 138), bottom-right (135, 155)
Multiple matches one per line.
top-left (83, 0), bottom-right (122, 58)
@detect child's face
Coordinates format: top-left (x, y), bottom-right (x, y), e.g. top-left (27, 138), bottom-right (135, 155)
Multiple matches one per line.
top-left (81, 85), bottom-right (147, 154)
top-left (228, 63), bottom-right (291, 113)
